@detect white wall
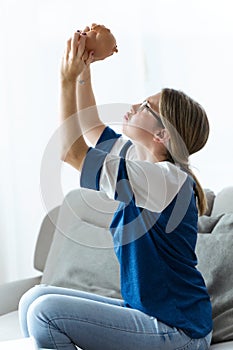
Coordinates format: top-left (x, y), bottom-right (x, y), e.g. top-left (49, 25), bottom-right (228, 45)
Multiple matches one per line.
top-left (139, 0), bottom-right (233, 191)
top-left (0, 0), bottom-right (232, 283)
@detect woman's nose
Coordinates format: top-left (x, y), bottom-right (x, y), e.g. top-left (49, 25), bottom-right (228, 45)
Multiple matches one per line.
top-left (131, 104), bottom-right (139, 114)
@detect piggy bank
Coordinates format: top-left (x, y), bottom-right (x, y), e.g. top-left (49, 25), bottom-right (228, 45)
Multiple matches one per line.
top-left (84, 23), bottom-right (118, 61)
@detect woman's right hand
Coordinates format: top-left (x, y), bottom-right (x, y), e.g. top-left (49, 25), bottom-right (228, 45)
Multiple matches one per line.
top-left (60, 27), bottom-right (94, 85)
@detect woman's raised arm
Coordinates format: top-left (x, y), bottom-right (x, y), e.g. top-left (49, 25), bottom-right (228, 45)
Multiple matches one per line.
top-left (76, 26), bottom-right (106, 146)
top-left (76, 63), bottom-right (105, 146)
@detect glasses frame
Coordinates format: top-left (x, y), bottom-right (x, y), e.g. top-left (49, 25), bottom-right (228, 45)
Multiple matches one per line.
top-left (137, 100), bottom-right (163, 125)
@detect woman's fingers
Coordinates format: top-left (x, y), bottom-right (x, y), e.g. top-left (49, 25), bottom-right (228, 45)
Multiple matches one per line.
top-left (71, 32), bottom-right (80, 58)
top-left (76, 33), bottom-right (87, 59)
top-left (70, 32), bottom-right (87, 61)
top-left (85, 50), bottom-right (95, 65)
top-left (83, 26), bottom-right (90, 33)
top-left (61, 30), bottom-right (90, 82)
top-left (66, 25), bottom-right (90, 60)
top-left (65, 38), bottom-right (72, 61)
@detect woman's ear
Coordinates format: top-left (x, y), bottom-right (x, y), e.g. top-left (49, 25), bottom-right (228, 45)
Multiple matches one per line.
top-left (153, 129), bottom-right (170, 144)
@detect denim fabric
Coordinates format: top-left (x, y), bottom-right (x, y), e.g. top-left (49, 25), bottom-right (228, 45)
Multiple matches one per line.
top-left (19, 285), bottom-right (212, 350)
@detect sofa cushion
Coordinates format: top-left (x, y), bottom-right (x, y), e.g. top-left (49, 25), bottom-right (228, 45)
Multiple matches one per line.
top-left (210, 341), bottom-right (233, 349)
top-left (204, 188), bottom-right (216, 216)
top-left (211, 187), bottom-right (233, 216)
top-left (34, 206), bottom-right (60, 272)
top-left (212, 214), bottom-right (233, 234)
top-left (198, 214), bottom-right (223, 233)
top-left (196, 214), bottom-right (233, 343)
top-left (65, 188), bottom-right (119, 228)
top-left (0, 311), bottom-right (22, 341)
top-left (41, 191), bottom-right (121, 299)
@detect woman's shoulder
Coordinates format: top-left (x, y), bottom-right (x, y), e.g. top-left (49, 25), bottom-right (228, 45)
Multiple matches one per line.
top-left (122, 160), bottom-right (189, 212)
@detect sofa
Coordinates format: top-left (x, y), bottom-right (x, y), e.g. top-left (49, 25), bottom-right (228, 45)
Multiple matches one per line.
top-left (0, 186), bottom-right (233, 349)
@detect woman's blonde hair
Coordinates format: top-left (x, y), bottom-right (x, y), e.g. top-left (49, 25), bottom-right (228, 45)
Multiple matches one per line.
top-left (159, 88), bottom-right (209, 216)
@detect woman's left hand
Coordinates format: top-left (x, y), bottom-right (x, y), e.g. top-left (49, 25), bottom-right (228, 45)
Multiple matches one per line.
top-left (60, 31), bottom-right (88, 84)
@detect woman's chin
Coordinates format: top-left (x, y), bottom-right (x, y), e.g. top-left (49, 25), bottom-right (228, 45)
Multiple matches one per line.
top-left (122, 124), bottom-right (127, 136)
top-left (122, 124), bottom-right (136, 140)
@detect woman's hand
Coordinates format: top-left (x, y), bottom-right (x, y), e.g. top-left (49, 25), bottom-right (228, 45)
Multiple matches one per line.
top-left (60, 31), bottom-right (93, 84)
top-left (77, 27), bottom-right (94, 83)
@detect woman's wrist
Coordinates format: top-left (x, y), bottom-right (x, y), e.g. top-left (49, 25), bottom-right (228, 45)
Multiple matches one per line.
top-left (60, 76), bottom-right (77, 87)
top-left (77, 77), bottom-right (89, 85)
top-left (60, 82), bottom-right (77, 95)
top-left (77, 67), bottom-right (91, 85)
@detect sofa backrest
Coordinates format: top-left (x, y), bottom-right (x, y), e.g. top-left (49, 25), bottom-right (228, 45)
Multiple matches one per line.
top-left (33, 205), bottom-right (60, 272)
top-left (33, 188), bottom-right (119, 272)
top-left (34, 186), bottom-right (233, 273)
top-left (211, 186), bottom-right (233, 216)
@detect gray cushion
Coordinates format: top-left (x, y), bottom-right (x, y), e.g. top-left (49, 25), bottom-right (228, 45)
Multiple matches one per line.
top-left (212, 214), bottom-right (233, 234)
top-left (41, 190), bottom-right (121, 299)
top-left (204, 189), bottom-right (216, 216)
top-left (198, 215), bottom-right (223, 233)
top-left (66, 188), bottom-right (119, 228)
top-left (211, 187), bottom-right (233, 216)
top-left (34, 206), bottom-right (60, 272)
top-left (196, 213), bottom-right (233, 343)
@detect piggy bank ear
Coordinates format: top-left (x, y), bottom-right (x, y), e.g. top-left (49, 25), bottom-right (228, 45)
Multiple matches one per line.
top-left (91, 23), bottom-right (98, 30)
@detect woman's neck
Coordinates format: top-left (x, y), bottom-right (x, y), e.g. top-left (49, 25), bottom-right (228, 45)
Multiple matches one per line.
top-left (133, 143), bottom-right (166, 163)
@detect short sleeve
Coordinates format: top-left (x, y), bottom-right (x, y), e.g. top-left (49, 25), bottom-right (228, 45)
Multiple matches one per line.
top-left (81, 127), bottom-right (187, 211)
top-left (98, 154), bottom-right (188, 212)
top-left (80, 147), bottom-right (108, 191)
top-left (80, 126), bottom-right (132, 191)
top-left (95, 126), bottom-right (121, 152)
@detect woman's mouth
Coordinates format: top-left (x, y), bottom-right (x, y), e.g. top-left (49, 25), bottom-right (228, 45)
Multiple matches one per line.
top-left (123, 112), bottom-right (130, 121)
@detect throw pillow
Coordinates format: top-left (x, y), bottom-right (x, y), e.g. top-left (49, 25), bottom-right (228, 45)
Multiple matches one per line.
top-left (212, 213), bottom-right (233, 234)
top-left (197, 214), bottom-right (223, 233)
top-left (211, 186), bottom-right (233, 216)
top-left (196, 215), bottom-right (233, 343)
top-left (41, 191), bottom-right (121, 299)
top-left (204, 188), bottom-right (216, 216)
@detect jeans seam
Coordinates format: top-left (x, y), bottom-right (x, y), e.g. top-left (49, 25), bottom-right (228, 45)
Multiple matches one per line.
top-left (203, 337), bottom-right (209, 349)
top-left (48, 320), bottom-right (77, 349)
top-left (47, 316), bottom-right (175, 336)
top-left (48, 321), bottom-right (59, 349)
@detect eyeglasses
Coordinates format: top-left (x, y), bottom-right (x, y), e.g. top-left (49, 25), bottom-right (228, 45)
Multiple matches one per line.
top-left (137, 100), bottom-right (163, 125)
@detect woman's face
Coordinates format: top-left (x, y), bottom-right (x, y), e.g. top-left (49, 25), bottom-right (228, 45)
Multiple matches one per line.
top-left (122, 92), bottom-right (162, 145)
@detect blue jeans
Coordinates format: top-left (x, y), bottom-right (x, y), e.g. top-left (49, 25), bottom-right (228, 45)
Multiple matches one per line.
top-left (19, 285), bottom-right (212, 350)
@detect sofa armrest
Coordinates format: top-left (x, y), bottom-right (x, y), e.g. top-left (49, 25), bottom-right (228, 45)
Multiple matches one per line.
top-left (0, 275), bottom-right (42, 315)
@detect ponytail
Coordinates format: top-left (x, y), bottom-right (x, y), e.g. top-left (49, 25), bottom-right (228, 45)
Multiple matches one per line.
top-left (159, 88), bottom-right (209, 216)
top-left (180, 164), bottom-right (207, 216)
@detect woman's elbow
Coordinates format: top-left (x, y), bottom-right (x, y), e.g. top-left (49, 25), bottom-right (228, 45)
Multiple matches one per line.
top-left (60, 146), bottom-right (87, 172)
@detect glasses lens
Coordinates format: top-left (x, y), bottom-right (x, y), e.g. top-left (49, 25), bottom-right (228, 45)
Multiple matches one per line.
top-left (137, 101), bottom-right (162, 125)
top-left (137, 101), bottom-right (147, 113)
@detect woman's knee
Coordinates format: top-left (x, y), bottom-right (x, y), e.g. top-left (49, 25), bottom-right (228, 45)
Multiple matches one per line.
top-left (18, 284), bottom-right (54, 316)
top-left (27, 294), bottom-right (56, 326)
top-left (18, 285), bottom-right (54, 337)
top-left (26, 295), bottom-right (60, 347)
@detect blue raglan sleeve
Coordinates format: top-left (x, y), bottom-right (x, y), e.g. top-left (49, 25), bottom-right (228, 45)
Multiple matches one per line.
top-left (80, 126), bottom-right (132, 193)
top-left (95, 126), bottom-right (121, 151)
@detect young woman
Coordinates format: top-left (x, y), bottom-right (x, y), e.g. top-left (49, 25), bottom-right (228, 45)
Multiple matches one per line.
top-left (19, 31), bottom-right (212, 350)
